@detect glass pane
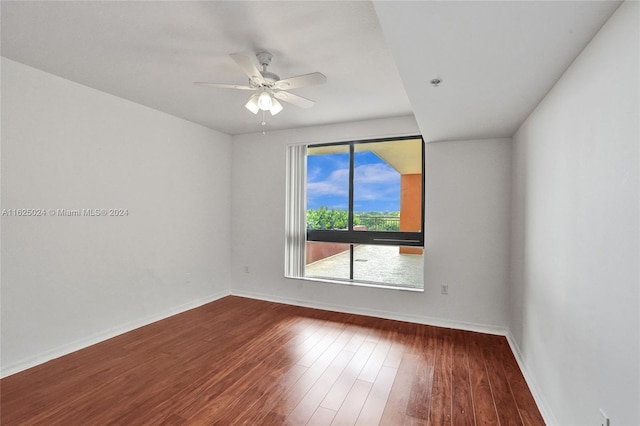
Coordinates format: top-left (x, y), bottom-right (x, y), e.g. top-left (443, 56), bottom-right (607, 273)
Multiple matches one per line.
top-left (304, 242), bottom-right (351, 281)
top-left (353, 138), bottom-right (422, 232)
top-left (352, 244), bottom-right (424, 289)
top-left (306, 145), bottom-right (350, 230)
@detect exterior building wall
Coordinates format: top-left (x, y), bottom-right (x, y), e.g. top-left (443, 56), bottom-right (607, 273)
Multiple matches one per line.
top-left (400, 173), bottom-right (424, 254)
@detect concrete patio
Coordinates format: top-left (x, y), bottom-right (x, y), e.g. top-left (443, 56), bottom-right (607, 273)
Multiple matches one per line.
top-left (305, 244), bottom-right (424, 289)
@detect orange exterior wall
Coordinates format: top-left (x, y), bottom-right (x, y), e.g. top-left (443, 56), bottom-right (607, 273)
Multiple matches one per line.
top-left (400, 174), bottom-right (424, 255)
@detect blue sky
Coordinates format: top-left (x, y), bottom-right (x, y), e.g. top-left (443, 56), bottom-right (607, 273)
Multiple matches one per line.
top-left (307, 151), bottom-right (400, 212)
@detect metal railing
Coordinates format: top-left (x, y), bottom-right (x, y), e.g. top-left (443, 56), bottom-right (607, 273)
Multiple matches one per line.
top-left (355, 216), bottom-right (400, 232)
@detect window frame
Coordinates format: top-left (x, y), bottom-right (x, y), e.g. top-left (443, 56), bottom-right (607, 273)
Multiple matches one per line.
top-left (306, 135), bottom-right (425, 248)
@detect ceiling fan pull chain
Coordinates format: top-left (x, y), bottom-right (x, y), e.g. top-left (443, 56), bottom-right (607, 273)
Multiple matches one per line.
top-left (261, 110), bottom-right (267, 135)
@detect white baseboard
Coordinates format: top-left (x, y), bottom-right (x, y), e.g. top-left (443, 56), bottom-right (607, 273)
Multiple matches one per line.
top-left (0, 290), bottom-right (230, 378)
top-left (506, 332), bottom-right (557, 426)
top-left (231, 289), bottom-right (509, 336)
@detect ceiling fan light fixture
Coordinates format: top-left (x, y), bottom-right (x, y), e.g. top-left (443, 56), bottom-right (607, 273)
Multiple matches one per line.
top-left (244, 94), bottom-right (260, 114)
top-left (269, 98), bottom-right (283, 116)
top-left (258, 90), bottom-right (273, 110)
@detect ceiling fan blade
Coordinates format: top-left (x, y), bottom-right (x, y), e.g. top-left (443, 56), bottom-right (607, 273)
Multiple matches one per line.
top-left (194, 82), bottom-right (255, 90)
top-left (273, 91), bottom-right (315, 109)
top-left (230, 53), bottom-right (265, 86)
top-left (273, 72), bottom-right (327, 90)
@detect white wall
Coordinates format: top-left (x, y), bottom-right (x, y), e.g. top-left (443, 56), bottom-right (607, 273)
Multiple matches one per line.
top-left (510, 2), bottom-right (639, 425)
top-left (0, 58), bottom-right (232, 376)
top-left (230, 116), bottom-right (511, 332)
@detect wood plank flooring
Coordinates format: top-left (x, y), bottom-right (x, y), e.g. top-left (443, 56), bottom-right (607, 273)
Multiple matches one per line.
top-left (0, 296), bottom-right (545, 425)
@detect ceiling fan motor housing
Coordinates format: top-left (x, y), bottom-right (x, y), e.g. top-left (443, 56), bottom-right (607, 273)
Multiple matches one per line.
top-left (261, 71), bottom-right (280, 86)
top-left (256, 52), bottom-right (280, 86)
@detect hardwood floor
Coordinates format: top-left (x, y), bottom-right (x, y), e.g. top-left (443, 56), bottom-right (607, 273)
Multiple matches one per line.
top-left (1, 296), bottom-right (544, 425)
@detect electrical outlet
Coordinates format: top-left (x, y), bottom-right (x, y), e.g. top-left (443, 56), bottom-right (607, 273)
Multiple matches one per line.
top-left (599, 409), bottom-right (610, 426)
top-left (244, 265), bottom-right (250, 274)
top-left (441, 284), bottom-right (449, 295)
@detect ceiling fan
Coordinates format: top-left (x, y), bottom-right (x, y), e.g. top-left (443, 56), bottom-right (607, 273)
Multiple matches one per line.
top-left (195, 51), bottom-right (327, 116)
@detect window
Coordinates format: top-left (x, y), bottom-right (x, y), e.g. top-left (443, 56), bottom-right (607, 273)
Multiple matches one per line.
top-left (286, 136), bottom-right (425, 290)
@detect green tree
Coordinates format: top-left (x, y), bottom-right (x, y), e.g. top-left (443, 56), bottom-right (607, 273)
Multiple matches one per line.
top-left (307, 207), bottom-right (360, 230)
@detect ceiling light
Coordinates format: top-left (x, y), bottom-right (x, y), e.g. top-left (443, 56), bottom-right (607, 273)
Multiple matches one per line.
top-left (269, 98), bottom-right (283, 115)
top-left (244, 94), bottom-right (260, 114)
top-left (244, 93), bottom-right (283, 116)
top-left (258, 90), bottom-right (273, 110)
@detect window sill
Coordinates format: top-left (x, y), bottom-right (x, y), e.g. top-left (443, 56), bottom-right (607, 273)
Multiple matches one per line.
top-left (286, 275), bottom-right (424, 293)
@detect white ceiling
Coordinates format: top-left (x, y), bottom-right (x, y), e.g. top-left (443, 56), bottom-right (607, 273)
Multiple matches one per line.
top-left (374, 0), bottom-right (621, 141)
top-left (1, 1), bottom-right (621, 140)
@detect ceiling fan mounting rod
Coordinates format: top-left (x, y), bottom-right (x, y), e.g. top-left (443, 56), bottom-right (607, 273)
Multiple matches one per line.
top-left (256, 51), bottom-right (273, 70)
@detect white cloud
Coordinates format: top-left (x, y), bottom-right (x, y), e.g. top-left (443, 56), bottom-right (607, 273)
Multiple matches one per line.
top-left (354, 163), bottom-right (400, 185)
top-left (308, 168), bottom-right (349, 195)
top-left (308, 162), bottom-right (400, 211)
